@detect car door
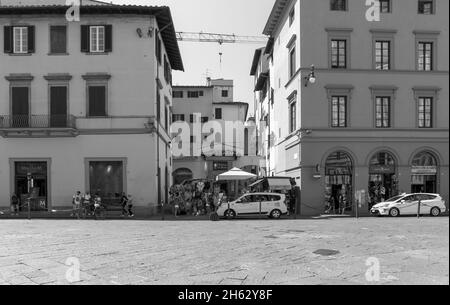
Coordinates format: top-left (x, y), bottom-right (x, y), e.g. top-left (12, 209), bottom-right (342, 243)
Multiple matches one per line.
top-left (399, 195), bottom-right (419, 215)
top-left (417, 194), bottom-right (435, 214)
top-left (261, 195), bottom-right (280, 214)
top-left (233, 194), bottom-right (257, 215)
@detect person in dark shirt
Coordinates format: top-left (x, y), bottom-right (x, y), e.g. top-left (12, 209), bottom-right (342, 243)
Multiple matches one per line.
top-left (11, 194), bottom-right (19, 216)
top-left (120, 192), bottom-right (129, 217)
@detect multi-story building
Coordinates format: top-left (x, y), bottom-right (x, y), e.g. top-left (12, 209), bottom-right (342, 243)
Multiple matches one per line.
top-left (171, 78), bottom-right (260, 193)
top-left (0, 1), bottom-right (184, 215)
top-left (257, 0), bottom-right (449, 215)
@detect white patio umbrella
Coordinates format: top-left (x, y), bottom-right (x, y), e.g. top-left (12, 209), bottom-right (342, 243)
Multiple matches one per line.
top-left (216, 168), bottom-right (257, 199)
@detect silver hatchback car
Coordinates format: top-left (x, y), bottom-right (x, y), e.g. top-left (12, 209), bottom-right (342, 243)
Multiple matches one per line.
top-left (371, 193), bottom-right (447, 217)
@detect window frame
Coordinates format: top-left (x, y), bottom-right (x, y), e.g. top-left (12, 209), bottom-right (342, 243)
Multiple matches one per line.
top-left (325, 85), bottom-right (353, 128)
top-left (89, 25), bottom-right (105, 53)
top-left (379, 0), bottom-right (392, 13)
top-left (49, 25), bottom-right (68, 55)
top-left (414, 31), bottom-right (439, 71)
top-left (326, 28), bottom-right (352, 70)
top-left (87, 84), bottom-right (108, 118)
top-left (330, 0), bottom-right (347, 11)
top-left (289, 6), bottom-right (295, 26)
top-left (417, 97), bottom-right (433, 128)
top-left (418, 0), bottom-right (435, 14)
top-left (289, 99), bottom-right (297, 134)
top-left (417, 41), bottom-right (434, 71)
top-left (13, 26), bottom-right (28, 54)
top-left (370, 86), bottom-right (397, 128)
top-left (375, 96), bottom-right (392, 128)
top-left (215, 108), bottom-right (223, 120)
top-left (331, 96), bottom-right (348, 128)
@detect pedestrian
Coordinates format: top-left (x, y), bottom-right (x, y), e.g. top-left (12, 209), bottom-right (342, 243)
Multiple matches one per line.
top-left (127, 195), bottom-right (134, 217)
top-left (83, 191), bottom-right (92, 216)
top-left (120, 192), bottom-right (129, 217)
top-left (72, 191), bottom-right (82, 217)
top-left (11, 193), bottom-right (19, 216)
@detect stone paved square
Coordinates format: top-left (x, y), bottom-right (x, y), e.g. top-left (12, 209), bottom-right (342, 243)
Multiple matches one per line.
top-left (0, 217), bottom-right (448, 285)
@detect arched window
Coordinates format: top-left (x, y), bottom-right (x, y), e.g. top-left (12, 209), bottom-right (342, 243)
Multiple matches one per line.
top-left (412, 151), bottom-right (437, 167)
top-left (324, 151), bottom-right (353, 212)
top-left (172, 168), bottom-right (193, 185)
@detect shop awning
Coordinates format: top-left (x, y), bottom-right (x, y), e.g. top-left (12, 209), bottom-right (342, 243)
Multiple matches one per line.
top-left (267, 178), bottom-right (292, 191)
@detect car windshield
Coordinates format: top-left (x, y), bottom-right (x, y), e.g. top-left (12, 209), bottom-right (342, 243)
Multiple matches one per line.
top-left (386, 195), bottom-right (404, 202)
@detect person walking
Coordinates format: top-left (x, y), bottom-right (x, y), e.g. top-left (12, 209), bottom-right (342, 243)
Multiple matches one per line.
top-left (120, 192), bottom-right (129, 218)
top-left (11, 194), bottom-right (19, 216)
top-left (127, 195), bottom-right (134, 217)
top-left (72, 191), bottom-right (82, 218)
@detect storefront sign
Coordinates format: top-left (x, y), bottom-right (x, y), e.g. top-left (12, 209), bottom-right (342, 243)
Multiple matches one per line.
top-left (15, 162), bottom-right (47, 176)
top-left (411, 166), bottom-right (437, 175)
top-left (369, 165), bottom-right (395, 174)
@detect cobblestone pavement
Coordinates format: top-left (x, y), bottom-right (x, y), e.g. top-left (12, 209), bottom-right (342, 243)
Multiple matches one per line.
top-left (0, 217), bottom-right (448, 285)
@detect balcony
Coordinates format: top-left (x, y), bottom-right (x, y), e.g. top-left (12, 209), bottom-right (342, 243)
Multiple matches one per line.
top-left (0, 115), bottom-right (78, 138)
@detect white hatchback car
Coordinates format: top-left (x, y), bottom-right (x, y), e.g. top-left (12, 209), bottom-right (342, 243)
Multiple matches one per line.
top-left (217, 193), bottom-right (288, 219)
top-left (371, 193), bottom-right (447, 217)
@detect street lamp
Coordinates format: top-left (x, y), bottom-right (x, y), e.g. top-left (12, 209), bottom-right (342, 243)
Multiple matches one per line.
top-left (304, 65), bottom-right (316, 87)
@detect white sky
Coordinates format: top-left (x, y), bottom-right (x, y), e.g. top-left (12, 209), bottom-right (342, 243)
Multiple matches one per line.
top-left (111, 0), bottom-right (274, 116)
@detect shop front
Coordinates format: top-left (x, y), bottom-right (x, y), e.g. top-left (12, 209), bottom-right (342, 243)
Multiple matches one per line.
top-left (13, 161), bottom-right (48, 211)
top-left (324, 151), bottom-right (353, 213)
top-left (411, 151), bottom-right (438, 193)
top-left (368, 152), bottom-right (399, 205)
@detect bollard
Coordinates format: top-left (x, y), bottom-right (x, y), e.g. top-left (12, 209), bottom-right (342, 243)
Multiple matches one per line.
top-left (28, 198), bottom-right (31, 220)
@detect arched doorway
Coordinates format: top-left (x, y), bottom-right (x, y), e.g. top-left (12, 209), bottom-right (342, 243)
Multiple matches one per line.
top-left (172, 168), bottom-right (193, 185)
top-left (369, 152), bottom-right (398, 204)
top-left (411, 151), bottom-right (438, 193)
top-left (325, 151), bottom-right (353, 213)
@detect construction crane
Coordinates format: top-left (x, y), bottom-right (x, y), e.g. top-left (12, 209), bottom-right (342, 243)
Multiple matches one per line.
top-left (176, 32), bottom-right (268, 45)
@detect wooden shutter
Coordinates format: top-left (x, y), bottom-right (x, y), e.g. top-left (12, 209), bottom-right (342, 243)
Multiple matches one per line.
top-left (4, 26), bottom-right (13, 53)
top-left (81, 25), bottom-right (89, 52)
top-left (27, 26), bottom-right (35, 53)
top-left (88, 86), bottom-right (106, 117)
top-left (105, 25), bottom-right (112, 52)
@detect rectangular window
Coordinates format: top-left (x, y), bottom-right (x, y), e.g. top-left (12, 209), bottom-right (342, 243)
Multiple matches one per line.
top-left (188, 91), bottom-right (200, 98)
top-left (331, 96), bottom-right (347, 128)
top-left (375, 97), bottom-right (391, 128)
top-left (418, 42), bottom-right (433, 71)
top-left (418, 0), bottom-right (434, 14)
top-left (90, 26), bottom-right (105, 53)
top-left (155, 30), bottom-right (162, 64)
top-left (201, 117), bottom-right (209, 123)
top-left (375, 40), bottom-right (391, 70)
top-left (88, 85), bottom-right (107, 117)
top-left (221, 90), bottom-right (228, 97)
top-left (189, 114), bottom-right (196, 123)
top-left (13, 27), bottom-right (28, 54)
top-left (289, 101), bottom-right (296, 133)
top-left (289, 7), bottom-right (295, 26)
top-left (50, 26), bottom-right (67, 54)
top-left (330, 0), bottom-right (347, 11)
top-left (331, 40), bottom-right (347, 69)
top-left (289, 47), bottom-right (296, 78)
top-left (215, 108), bottom-right (222, 120)
top-left (172, 114), bottom-right (185, 122)
top-left (89, 161), bottom-right (124, 198)
top-left (380, 0), bottom-right (391, 13)
top-left (418, 97), bottom-right (433, 128)
top-left (173, 91), bottom-right (183, 98)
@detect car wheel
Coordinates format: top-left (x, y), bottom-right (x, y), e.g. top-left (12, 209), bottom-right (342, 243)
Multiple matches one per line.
top-left (430, 207), bottom-right (441, 217)
top-left (389, 208), bottom-right (400, 217)
top-left (224, 209), bottom-right (236, 220)
top-left (270, 209), bottom-right (282, 219)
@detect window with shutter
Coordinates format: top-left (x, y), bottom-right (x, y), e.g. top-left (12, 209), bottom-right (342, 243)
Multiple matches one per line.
top-left (13, 27), bottom-right (28, 54)
top-left (88, 86), bottom-right (107, 117)
top-left (4, 26), bottom-right (13, 53)
top-left (50, 26), bottom-right (67, 54)
top-left (81, 25), bottom-right (89, 52)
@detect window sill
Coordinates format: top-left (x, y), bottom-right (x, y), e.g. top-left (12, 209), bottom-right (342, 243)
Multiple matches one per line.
top-left (8, 53), bottom-right (32, 56)
top-left (284, 68), bottom-right (301, 88)
top-left (48, 53), bottom-right (69, 56)
top-left (84, 52), bottom-right (110, 55)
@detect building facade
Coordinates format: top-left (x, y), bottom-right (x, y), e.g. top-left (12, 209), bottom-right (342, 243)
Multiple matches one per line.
top-left (258, 0), bottom-right (449, 215)
top-left (171, 78), bottom-right (260, 192)
top-left (0, 1), bottom-right (184, 215)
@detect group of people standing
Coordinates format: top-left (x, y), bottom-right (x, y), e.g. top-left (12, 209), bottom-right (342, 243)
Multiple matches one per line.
top-left (72, 191), bottom-right (134, 218)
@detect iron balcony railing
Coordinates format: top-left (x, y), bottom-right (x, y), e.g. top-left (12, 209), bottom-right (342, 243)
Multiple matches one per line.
top-left (0, 115), bottom-right (77, 129)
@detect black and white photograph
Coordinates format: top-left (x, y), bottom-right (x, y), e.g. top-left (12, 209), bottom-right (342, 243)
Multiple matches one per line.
top-left (0, 0), bottom-right (448, 293)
